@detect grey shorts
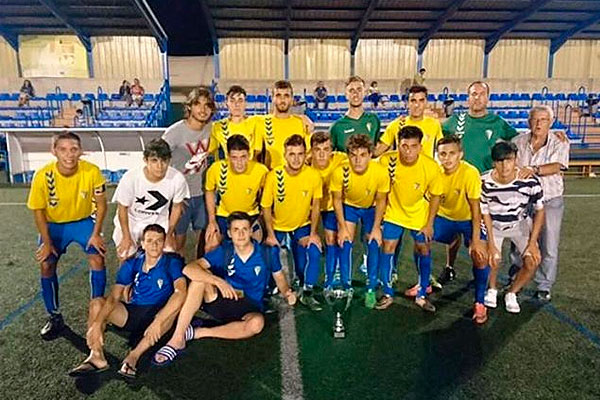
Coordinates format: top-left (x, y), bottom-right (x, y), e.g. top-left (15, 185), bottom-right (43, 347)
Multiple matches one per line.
top-left (492, 219), bottom-right (531, 258)
top-left (175, 195), bottom-right (207, 235)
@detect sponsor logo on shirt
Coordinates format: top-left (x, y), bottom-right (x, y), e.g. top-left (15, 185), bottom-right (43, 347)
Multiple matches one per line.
top-left (343, 129), bottom-right (355, 134)
top-left (485, 129), bottom-right (493, 140)
top-left (157, 279), bottom-right (163, 290)
top-left (254, 266), bottom-right (261, 276)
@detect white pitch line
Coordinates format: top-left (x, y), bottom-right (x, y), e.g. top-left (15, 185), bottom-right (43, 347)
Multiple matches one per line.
top-left (564, 194), bottom-right (600, 198)
top-left (0, 202), bottom-right (26, 205)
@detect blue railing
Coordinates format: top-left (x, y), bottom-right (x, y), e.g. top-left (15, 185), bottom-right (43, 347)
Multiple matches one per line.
top-left (145, 81), bottom-right (169, 127)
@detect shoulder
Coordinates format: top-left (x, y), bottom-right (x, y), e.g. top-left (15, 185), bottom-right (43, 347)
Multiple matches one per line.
top-left (163, 120), bottom-right (185, 136)
top-left (79, 160), bottom-right (101, 174)
top-left (250, 160), bottom-right (269, 175)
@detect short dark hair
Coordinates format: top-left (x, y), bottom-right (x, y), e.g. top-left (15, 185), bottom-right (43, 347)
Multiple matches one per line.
top-left (227, 134), bottom-right (250, 153)
top-left (437, 135), bottom-right (462, 149)
top-left (346, 134), bottom-right (373, 153)
top-left (53, 131), bottom-right (81, 148)
top-left (142, 223), bottom-right (166, 239)
top-left (274, 80), bottom-right (293, 93)
top-left (227, 211), bottom-right (252, 229)
top-left (491, 141), bottom-right (518, 162)
top-left (284, 134), bottom-right (306, 150)
top-left (226, 85), bottom-right (246, 98)
top-left (345, 75), bottom-right (365, 87)
top-left (408, 85), bottom-right (428, 96)
top-left (184, 86), bottom-right (216, 119)
top-left (419, 68), bottom-right (426, 73)
top-left (144, 138), bottom-right (172, 160)
top-left (310, 131), bottom-right (332, 147)
top-left (398, 125), bottom-right (423, 142)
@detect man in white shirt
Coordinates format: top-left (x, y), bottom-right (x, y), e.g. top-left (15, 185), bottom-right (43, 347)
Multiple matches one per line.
top-left (112, 139), bottom-right (190, 261)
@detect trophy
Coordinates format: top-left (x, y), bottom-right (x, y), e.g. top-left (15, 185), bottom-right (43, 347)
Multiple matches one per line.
top-left (324, 288), bottom-right (354, 339)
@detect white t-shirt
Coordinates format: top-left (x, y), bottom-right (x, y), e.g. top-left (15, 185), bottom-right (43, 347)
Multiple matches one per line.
top-left (112, 166), bottom-right (190, 245)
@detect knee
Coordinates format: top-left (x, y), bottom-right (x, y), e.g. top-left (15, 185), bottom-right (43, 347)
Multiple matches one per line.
top-left (88, 255), bottom-right (105, 270)
top-left (472, 252), bottom-right (488, 268)
top-left (415, 244), bottom-right (429, 256)
top-left (89, 297), bottom-right (105, 314)
top-left (383, 241), bottom-right (395, 254)
top-left (246, 314), bottom-right (264, 336)
top-left (40, 262), bottom-right (56, 277)
top-left (523, 257), bottom-right (538, 271)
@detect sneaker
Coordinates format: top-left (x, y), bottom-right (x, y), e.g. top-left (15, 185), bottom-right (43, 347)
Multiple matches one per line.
top-left (484, 288), bottom-right (498, 308)
top-left (504, 292), bottom-right (521, 313)
top-left (364, 291), bottom-right (377, 309)
top-left (534, 290), bottom-right (552, 302)
top-left (391, 272), bottom-right (399, 285)
top-left (40, 313), bottom-right (64, 340)
top-left (403, 283), bottom-right (432, 297)
top-left (437, 266), bottom-right (456, 285)
top-left (375, 295), bottom-right (394, 310)
top-left (415, 297), bottom-right (436, 313)
top-left (299, 291), bottom-right (323, 312)
top-left (472, 303), bottom-right (488, 324)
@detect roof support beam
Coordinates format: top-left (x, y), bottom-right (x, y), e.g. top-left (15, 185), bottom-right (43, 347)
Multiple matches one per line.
top-left (0, 24), bottom-right (18, 51)
top-left (550, 11), bottom-right (600, 54)
top-left (37, 0), bottom-right (91, 51)
top-left (484, 0), bottom-right (552, 54)
top-left (350, 0), bottom-right (379, 54)
top-left (132, 0), bottom-right (168, 52)
top-left (284, 3), bottom-right (291, 79)
top-left (418, 0), bottom-right (467, 54)
top-left (199, 0), bottom-right (219, 54)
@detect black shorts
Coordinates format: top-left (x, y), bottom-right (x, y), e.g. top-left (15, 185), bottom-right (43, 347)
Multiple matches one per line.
top-left (201, 292), bottom-right (261, 324)
top-left (122, 303), bottom-right (162, 333)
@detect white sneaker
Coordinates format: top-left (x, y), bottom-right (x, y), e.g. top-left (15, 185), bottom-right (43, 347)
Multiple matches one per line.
top-left (504, 292), bottom-right (521, 314)
top-left (484, 288), bottom-right (498, 308)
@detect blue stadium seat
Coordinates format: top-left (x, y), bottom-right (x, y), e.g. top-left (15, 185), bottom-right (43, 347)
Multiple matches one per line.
top-left (70, 93), bottom-right (82, 102)
top-left (555, 93), bottom-right (566, 101)
top-left (532, 93), bottom-right (543, 101)
top-left (336, 95), bottom-right (347, 103)
top-left (519, 93), bottom-right (531, 101)
top-left (247, 94), bottom-right (257, 103)
top-left (215, 94), bottom-right (225, 102)
top-left (143, 94), bottom-right (154, 101)
top-left (257, 94), bottom-right (267, 103)
top-left (98, 93), bottom-right (109, 101)
top-left (390, 94), bottom-right (400, 102)
top-left (489, 94), bottom-right (500, 101)
top-left (305, 94), bottom-right (315, 103)
top-left (499, 93), bottom-right (510, 101)
top-left (426, 94), bottom-right (436, 102)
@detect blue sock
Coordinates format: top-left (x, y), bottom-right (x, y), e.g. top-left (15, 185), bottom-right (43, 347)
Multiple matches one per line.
top-left (473, 265), bottom-right (490, 304)
top-left (324, 244), bottom-right (338, 288)
top-left (379, 252), bottom-right (394, 296)
top-left (366, 240), bottom-right (380, 290)
top-left (90, 269), bottom-right (106, 299)
top-left (417, 252), bottom-right (432, 298)
top-left (339, 241), bottom-right (353, 289)
top-left (41, 274), bottom-right (59, 315)
top-left (303, 244), bottom-right (322, 289)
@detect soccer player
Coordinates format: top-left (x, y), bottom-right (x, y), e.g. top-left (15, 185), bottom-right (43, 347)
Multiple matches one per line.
top-left (261, 135), bottom-right (323, 311)
top-left (310, 131), bottom-right (347, 289)
top-left (27, 131), bottom-right (107, 339)
top-left (513, 105), bottom-right (569, 301)
top-left (481, 142), bottom-right (545, 314)
top-left (112, 139), bottom-right (189, 261)
top-left (209, 85), bottom-right (262, 160)
top-left (439, 81), bottom-right (518, 285)
top-left (378, 126), bottom-right (443, 312)
top-left (330, 134), bottom-right (389, 308)
top-left (162, 86), bottom-right (215, 258)
top-left (204, 134), bottom-right (269, 248)
top-left (68, 224), bottom-right (187, 379)
top-left (374, 85), bottom-right (443, 159)
top-left (152, 212), bottom-right (296, 365)
top-left (255, 80), bottom-right (309, 169)
top-left (431, 136), bottom-right (490, 323)
top-left (330, 76), bottom-right (381, 152)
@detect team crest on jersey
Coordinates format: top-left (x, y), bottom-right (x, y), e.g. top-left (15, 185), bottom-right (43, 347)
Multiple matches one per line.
top-left (157, 279), bottom-right (163, 290)
top-left (276, 169), bottom-right (285, 202)
top-left (365, 189), bottom-right (372, 196)
top-left (414, 182), bottom-right (421, 190)
top-left (454, 189), bottom-right (461, 195)
top-left (254, 266), bottom-right (261, 276)
top-left (80, 190), bottom-right (89, 199)
top-left (302, 190), bottom-right (309, 197)
top-left (485, 129), bottom-right (493, 140)
top-left (246, 187), bottom-right (252, 195)
top-left (440, 194), bottom-right (446, 203)
top-left (366, 122), bottom-right (372, 133)
top-left (45, 170), bottom-right (58, 208)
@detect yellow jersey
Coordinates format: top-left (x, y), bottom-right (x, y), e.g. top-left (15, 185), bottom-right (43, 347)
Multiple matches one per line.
top-left (261, 165), bottom-right (322, 232)
top-left (438, 161), bottom-right (481, 221)
top-left (208, 115), bottom-right (262, 159)
top-left (205, 160), bottom-right (269, 217)
top-left (312, 152), bottom-right (347, 212)
top-left (255, 114), bottom-right (309, 168)
top-left (379, 116), bottom-right (443, 158)
top-left (27, 160), bottom-right (106, 223)
top-left (379, 152), bottom-right (443, 230)
top-left (330, 160), bottom-right (390, 209)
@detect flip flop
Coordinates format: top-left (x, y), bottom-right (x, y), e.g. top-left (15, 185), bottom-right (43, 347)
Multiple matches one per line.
top-left (151, 344), bottom-right (185, 367)
top-left (117, 361), bottom-right (137, 379)
top-left (68, 361), bottom-right (109, 377)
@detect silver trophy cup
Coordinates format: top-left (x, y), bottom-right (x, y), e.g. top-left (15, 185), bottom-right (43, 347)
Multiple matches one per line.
top-left (324, 288), bottom-right (353, 338)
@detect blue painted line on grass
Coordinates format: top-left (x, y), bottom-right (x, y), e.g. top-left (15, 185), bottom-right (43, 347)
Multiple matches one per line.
top-left (0, 260), bottom-right (88, 332)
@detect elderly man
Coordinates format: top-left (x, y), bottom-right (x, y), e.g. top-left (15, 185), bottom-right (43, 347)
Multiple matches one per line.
top-left (512, 105), bottom-right (569, 301)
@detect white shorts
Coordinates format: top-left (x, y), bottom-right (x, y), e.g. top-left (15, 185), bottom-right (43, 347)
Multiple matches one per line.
top-left (491, 219), bottom-right (532, 259)
top-left (112, 224), bottom-right (144, 259)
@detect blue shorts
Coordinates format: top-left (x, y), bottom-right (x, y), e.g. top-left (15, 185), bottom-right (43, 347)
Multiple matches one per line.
top-left (175, 195), bottom-right (207, 235)
top-left (382, 221), bottom-right (427, 243)
top-left (343, 204), bottom-right (375, 233)
top-left (433, 215), bottom-right (486, 247)
top-left (216, 214), bottom-right (261, 240)
top-left (41, 217), bottom-right (99, 263)
top-left (321, 211), bottom-right (337, 232)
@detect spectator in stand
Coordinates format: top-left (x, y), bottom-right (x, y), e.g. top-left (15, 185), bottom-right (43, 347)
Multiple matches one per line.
top-left (368, 81), bottom-right (382, 108)
top-left (18, 79), bottom-right (35, 107)
top-left (74, 109), bottom-right (86, 127)
top-left (119, 80), bottom-right (133, 106)
top-left (314, 81), bottom-right (328, 109)
top-left (131, 78), bottom-right (145, 107)
top-left (413, 68), bottom-right (426, 86)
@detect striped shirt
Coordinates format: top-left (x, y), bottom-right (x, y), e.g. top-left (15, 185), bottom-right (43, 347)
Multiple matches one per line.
top-left (480, 169), bottom-right (544, 232)
top-left (512, 132), bottom-right (569, 201)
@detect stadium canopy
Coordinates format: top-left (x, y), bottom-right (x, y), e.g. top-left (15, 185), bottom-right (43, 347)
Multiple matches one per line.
top-left (0, 0), bottom-right (167, 52)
